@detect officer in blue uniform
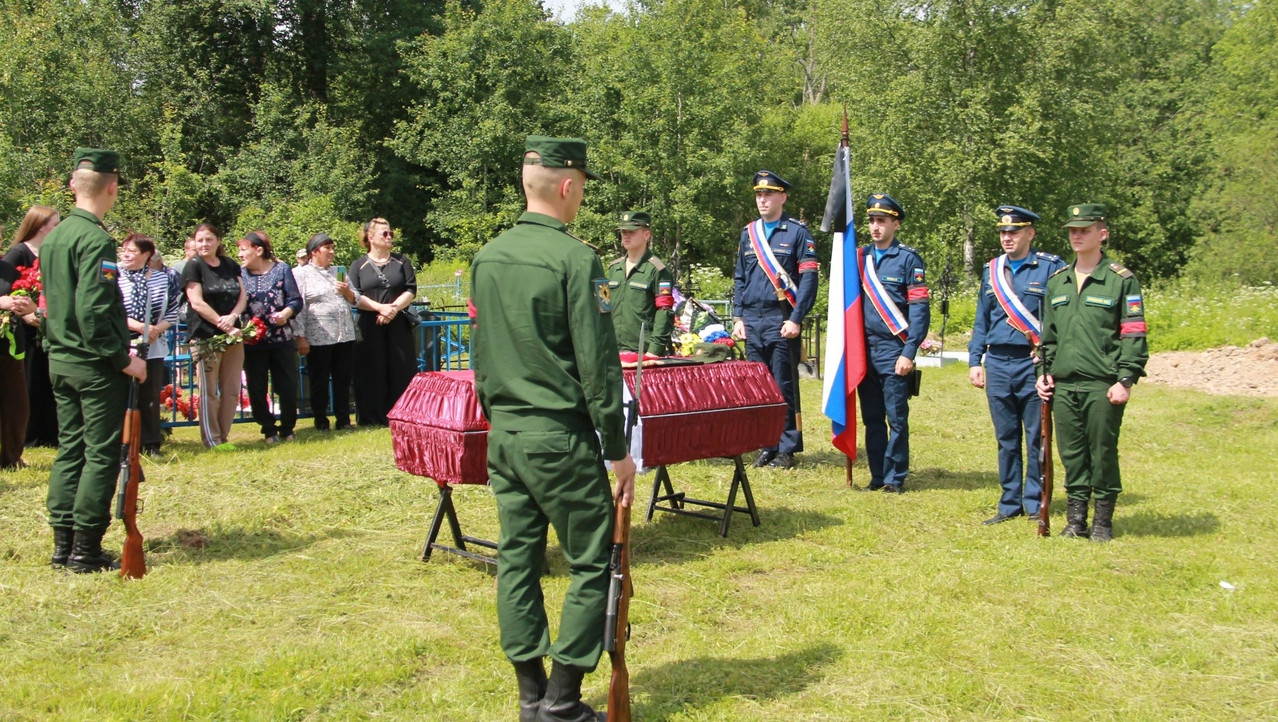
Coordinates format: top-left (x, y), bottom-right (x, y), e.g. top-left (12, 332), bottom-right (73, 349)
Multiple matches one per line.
top-left (968, 206), bottom-right (1065, 524)
top-left (731, 170), bottom-right (819, 470)
top-left (857, 193), bottom-right (929, 492)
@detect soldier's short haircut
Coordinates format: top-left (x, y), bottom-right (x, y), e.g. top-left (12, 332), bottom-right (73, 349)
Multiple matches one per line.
top-left (71, 168), bottom-right (115, 198)
top-left (522, 152), bottom-right (576, 201)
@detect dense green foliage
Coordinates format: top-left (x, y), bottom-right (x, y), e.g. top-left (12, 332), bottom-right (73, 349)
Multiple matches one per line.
top-left (0, 0), bottom-right (1272, 289)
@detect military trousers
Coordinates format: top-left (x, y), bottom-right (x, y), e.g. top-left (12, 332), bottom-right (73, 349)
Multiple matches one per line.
top-left (984, 348), bottom-right (1043, 516)
top-left (1052, 378), bottom-right (1126, 502)
top-left (858, 342), bottom-right (912, 488)
top-left (487, 428), bottom-right (614, 671)
top-left (46, 363), bottom-right (129, 531)
top-left (743, 313), bottom-right (803, 454)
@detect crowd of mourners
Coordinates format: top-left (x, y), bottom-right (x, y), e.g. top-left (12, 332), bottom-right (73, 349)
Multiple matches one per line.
top-left (0, 209), bottom-right (423, 466)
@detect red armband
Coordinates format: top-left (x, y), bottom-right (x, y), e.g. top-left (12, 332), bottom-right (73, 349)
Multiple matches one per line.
top-left (798, 261), bottom-right (819, 273)
top-left (1120, 320), bottom-right (1147, 337)
top-left (907, 285), bottom-right (930, 303)
top-left (655, 294), bottom-right (675, 309)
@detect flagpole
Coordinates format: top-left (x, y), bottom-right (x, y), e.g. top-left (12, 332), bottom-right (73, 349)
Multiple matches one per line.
top-left (840, 106), bottom-right (852, 489)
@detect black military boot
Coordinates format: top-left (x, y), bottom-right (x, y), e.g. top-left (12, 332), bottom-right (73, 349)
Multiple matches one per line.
top-left (537, 661), bottom-right (604, 722)
top-left (50, 527), bottom-right (74, 567)
top-left (1060, 499), bottom-right (1090, 539)
top-left (514, 659), bottom-right (548, 722)
top-left (68, 528), bottom-right (120, 574)
top-left (1091, 498), bottom-right (1116, 542)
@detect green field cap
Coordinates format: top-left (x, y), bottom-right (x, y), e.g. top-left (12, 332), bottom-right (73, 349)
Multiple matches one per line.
top-left (72, 148), bottom-right (122, 176)
top-left (523, 135), bottom-right (601, 180)
top-left (1064, 203), bottom-right (1107, 227)
top-left (616, 210), bottom-right (651, 230)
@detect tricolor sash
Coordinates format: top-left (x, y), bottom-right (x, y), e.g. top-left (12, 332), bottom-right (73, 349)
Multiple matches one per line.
top-left (746, 220), bottom-right (797, 306)
top-left (860, 247), bottom-right (908, 340)
top-left (988, 255), bottom-right (1041, 345)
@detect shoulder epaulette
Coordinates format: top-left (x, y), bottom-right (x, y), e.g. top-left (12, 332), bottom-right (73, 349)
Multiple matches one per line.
top-left (1051, 266), bottom-right (1070, 278)
top-left (1036, 251), bottom-right (1063, 264)
top-left (567, 232), bottom-right (598, 253)
top-left (1109, 262), bottom-right (1133, 278)
top-left (898, 242), bottom-right (919, 254)
top-left (608, 256), bottom-right (625, 268)
top-left (648, 256), bottom-right (666, 271)
top-left (789, 217), bottom-right (807, 228)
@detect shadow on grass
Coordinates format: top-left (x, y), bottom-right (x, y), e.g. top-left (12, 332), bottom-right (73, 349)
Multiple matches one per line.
top-left (626, 506), bottom-right (841, 567)
top-left (904, 467), bottom-right (998, 492)
top-left (144, 525), bottom-right (356, 564)
top-left (1119, 510), bottom-right (1220, 537)
top-left (627, 643), bottom-right (841, 720)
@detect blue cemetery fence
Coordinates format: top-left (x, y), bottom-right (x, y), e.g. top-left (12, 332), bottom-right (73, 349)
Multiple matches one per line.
top-left (161, 305), bottom-right (472, 429)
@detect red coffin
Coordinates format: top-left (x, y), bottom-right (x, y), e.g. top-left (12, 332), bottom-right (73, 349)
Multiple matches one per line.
top-left (389, 371), bottom-right (489, 486)
top-left (623, 360), bottom-right (786, 467)
top-left (390, 361), bottom-right (787, 483)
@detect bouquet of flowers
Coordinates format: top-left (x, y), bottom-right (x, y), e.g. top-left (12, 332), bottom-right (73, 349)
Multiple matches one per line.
top-left (1, 260), bottom-right (41, 358)
top-left (161, 383), bottom-right (197, 421)
top-left (242, 317), bottom-right (268, 345)
top-left (190, 329), bottom-right (243, 362)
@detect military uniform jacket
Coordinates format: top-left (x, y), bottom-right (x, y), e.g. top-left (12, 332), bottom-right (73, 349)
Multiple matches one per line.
top-left (606, 249), bottom-right (675, 355)
top-left (39, 208), bottom-right (132, 374)
top-left (861, 240), bottom-right (931, 359)
top-left (1039, 254), bottom-right (1149, 384)
top-left (968, 249), bottom-right (1066, 365)
top-left (732, 213), bottom-right (819, 324)
top-left (471, 212), bottom-right (628, 461)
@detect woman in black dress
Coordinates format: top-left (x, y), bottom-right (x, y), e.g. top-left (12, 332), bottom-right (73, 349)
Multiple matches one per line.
top-left (348, 218), bottom-right (418, 426)
top-left (3, 205), bottom-right (59, 447)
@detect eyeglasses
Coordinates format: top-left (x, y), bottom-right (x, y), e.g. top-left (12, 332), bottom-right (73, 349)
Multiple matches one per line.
top-left (379, 231), bottom-right (394, 238)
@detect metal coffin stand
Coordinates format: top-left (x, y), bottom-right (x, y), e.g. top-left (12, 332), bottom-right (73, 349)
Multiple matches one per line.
top-left (623, 361), bottom-right (786, 537)
top-left (389, 371), bottom-right (497, 565)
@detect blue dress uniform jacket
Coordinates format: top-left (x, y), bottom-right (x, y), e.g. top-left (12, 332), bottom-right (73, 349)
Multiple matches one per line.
top-left (968, 250), bottom-right (1065, 360)
top-left (861, 240), bottom-right (930, 359)
top-left (732, 214), bottom-right (819, 324)
top-left (732, 214), bottom-right (819, 456)
top-left (968, 249), bottom-right (1066, 517)
top-left (857, 239), bottom-right (930, 489)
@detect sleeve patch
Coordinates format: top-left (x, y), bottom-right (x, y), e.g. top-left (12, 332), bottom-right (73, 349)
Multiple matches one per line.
top-left (657, 281), bottom-right (672, 294)
top-left (1126, 294), bottom-right (1143, 316)
top-left (100, 260), bottom-right (118, 283)
top-left (912, 267), bottom-right (926, 284)
top-left (593, 278), bottom-right (612, 313)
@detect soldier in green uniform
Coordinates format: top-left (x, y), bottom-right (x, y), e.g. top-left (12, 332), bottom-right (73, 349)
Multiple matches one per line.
top-left (1036, 203), bottom-right (1149, 542)
top-left (41, 148), bottom-right (148, 572)
top-left (470, 136), bottom-right (636, 722)
top-left (606, 210), bottom-right (675, 356)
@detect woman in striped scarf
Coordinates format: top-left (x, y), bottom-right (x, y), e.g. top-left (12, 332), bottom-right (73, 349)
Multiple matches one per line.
top-left (118, 234), bottom-right (181, 456)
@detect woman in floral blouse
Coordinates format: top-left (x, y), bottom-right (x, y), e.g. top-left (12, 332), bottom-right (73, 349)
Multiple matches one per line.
top-left (237, 231), bottom-right (302, 443)
top-left (293, 233), bottom-right (357, 432)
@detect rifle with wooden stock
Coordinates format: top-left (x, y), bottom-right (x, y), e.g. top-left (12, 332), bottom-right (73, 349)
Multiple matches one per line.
top-left (115, 320), bottom-right (148, 579)
top-left (1037, 397), bottom-right (1054, 538)
top-left (604, 324), bottom-right (642, 722)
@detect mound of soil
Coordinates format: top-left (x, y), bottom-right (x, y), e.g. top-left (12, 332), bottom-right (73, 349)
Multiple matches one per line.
top-left (1144, 338), bottom-right (1278, 397)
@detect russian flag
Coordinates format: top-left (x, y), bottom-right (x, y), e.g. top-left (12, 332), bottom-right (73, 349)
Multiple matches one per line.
top-left (820, 136), bottom-right (866, 460)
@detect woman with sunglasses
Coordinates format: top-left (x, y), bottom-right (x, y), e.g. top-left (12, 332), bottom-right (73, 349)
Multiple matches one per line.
top-left (184, 223), bottom-right (247, 451)
top-left (237, 231), bottom-right (303, 443)
top-left (118, 234), bottom-right (180, 456)
top-left (348, 218), bottom-right (417, 425)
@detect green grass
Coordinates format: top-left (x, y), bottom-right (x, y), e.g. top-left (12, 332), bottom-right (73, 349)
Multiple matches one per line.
top-left (2, 364), bottom-right (1276, 720)
top-left (1145, 280), bottom-right (1278, 351)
